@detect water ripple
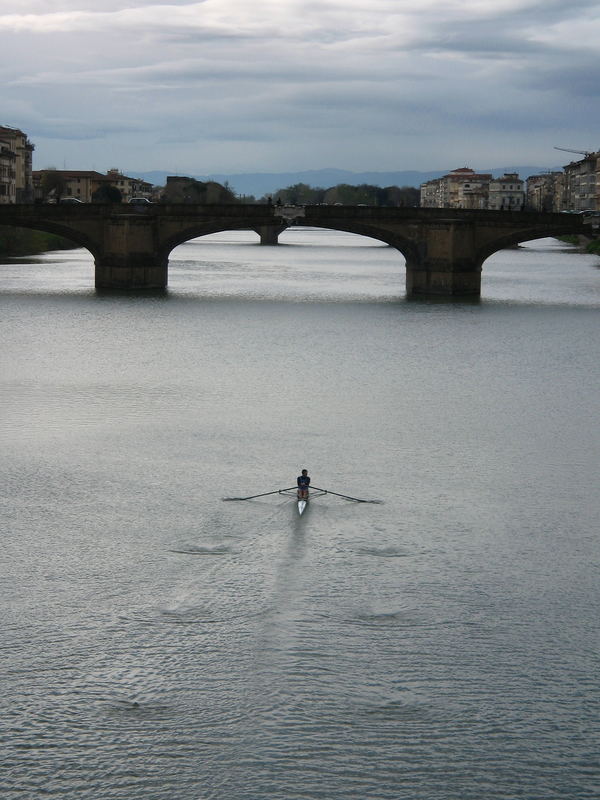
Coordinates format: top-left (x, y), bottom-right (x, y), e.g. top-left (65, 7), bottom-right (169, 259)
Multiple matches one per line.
top-left (169, 545), bottom-right (232, 556)
top-left (356, 545), bottom-right (411, 558)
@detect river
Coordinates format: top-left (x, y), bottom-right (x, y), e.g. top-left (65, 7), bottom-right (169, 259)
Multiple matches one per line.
top-left (1, 229), bottom-right (599, 799)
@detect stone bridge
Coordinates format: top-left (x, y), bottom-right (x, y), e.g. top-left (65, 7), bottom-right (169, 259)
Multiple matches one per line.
top-left (0, 203), bottom-right (589, 297)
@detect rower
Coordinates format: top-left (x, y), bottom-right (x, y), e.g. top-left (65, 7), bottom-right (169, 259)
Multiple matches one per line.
top-left (297, 469), bottom-right (310, 499)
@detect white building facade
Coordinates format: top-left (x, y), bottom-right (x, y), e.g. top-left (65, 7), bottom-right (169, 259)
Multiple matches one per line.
top-left (487, 173), bottom-right (525, 211)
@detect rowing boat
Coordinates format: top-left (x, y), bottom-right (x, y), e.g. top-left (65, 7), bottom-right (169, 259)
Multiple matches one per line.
top-left (224, 485), bottom-right (382, 509)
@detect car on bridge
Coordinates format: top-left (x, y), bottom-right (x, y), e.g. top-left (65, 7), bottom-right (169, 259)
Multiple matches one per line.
top-left (59, 197), bottom-right (83, 204)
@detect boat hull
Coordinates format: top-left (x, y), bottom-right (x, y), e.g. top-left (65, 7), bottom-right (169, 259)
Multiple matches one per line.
top-left (298, 498), bottom-right (307, 515)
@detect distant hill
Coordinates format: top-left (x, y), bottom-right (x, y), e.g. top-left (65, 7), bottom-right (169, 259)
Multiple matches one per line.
top-left (130, 166), bottom-right (563, 197)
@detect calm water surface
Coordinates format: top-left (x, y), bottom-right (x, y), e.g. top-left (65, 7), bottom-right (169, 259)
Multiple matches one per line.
top-left (1, 230), bottom-right (599, 799)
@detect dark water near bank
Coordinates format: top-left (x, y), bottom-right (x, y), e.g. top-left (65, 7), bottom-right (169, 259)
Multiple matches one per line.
top-left (1, 231), bottom-right (599, 799)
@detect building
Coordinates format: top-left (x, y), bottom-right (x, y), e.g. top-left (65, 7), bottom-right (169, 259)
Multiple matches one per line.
top-left (526, 172), bottom-right (563, 212)
top-left (0, 137), bottom-right (17, 204)
top-left (562, 153), bottom-right (598, 211)
top-left (419, 178), bottom-right (440, 208)
top-left (105, 169), bottom-right (153, 202)
top-left (487, 173), bottom-right (525, 211)
top-left (454, 170), bottom-right (492, 209)
top-left (32, 169), bottom-right (154, 202)
top-left (0, 125), bottom-right (34, 203)
top-left (32, 169), bottom-right (109, 202)
top-left (420, 168), bottom-right (493, 209)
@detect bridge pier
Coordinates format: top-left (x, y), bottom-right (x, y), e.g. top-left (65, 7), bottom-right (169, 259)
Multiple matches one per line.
top-left (254, 224), bottom-right (287, 245)
top-left (95, 215), bottom-right (167, 290)
top-left (405, 262), bottom-right (481, 297)
top-left (95, 257), bottom-right (167, 290)
top-left (405, 220), bottom-right (481, 297)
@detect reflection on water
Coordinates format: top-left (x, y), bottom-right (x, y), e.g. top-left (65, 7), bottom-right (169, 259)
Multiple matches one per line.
top-left (0, 231), bottom-right (599, 799)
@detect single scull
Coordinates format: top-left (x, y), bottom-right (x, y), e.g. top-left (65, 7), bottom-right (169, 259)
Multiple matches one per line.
top-left (223, 485), bottom-right (381, 511)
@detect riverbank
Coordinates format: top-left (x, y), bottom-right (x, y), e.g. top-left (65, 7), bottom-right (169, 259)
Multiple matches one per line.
top-left (558, 234), bottom-right (600, 255)
top-left (584, 239), bottom-right (600, 255)
top-left (0, 225), bottom-right (78, 258)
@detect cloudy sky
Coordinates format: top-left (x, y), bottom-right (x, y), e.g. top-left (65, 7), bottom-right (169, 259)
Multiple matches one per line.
top-left (2, 0), bottom-right (600, 176)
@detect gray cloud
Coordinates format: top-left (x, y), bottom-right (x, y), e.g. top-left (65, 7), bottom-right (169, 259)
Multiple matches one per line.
top-left (2, 0), bottom-right (599, 173)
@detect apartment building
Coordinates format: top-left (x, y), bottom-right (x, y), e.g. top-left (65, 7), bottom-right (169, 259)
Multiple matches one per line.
top-left (420, 168), bottom-right (493, 209)
top-left (0, 125), bottom-right (34, 203)
top-left (105, 168), bottom-right (153, 201)
top-left (562, 153), bottom-right (598, 211)
top-left (32, 169), bottom-right (111, 202)
top-left (32, 168), bottom-right (154, 202)
top-left (420, 179), bottom-right (439, 208)
top-left (0, 137), bottom-right (17, 204)
top-left (423, 156), bottom-right (600, 213)
top-left (488, 173), bottom-right (525, 210)
top-left (526, 173), bottom-right (564, 212)
top-left (456, 170), bottom-right (492, 209)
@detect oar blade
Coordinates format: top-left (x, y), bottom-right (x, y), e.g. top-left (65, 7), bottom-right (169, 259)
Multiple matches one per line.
top-left (310, 486), bottom-right (382, 504)
top-left (222, 487), bottom-right (297, 502)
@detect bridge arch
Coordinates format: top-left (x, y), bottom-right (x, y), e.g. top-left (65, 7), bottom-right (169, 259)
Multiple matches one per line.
top-left (286, 221), bottom-right (420, 267)
top-left (0, 216), bottom-right (101, 261)
top-left (160, 219), bottom-right (419, 270)
top-left (158, 219), bottom-right (280, 262)
top-left (475, 225), bottom-right (587, 270)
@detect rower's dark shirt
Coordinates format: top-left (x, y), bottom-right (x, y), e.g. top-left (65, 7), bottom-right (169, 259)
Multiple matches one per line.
top-left (297, 475), bottom-right (310, 487)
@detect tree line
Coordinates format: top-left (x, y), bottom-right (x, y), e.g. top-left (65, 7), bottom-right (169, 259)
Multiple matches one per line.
top-left (161, 178), bottom-right (419, 206)
top-left (259, 182), bottom-right (420, 207)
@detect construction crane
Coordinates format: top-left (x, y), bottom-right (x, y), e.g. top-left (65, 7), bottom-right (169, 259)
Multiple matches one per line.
top-left (554, 146), bottom-right (593, 157)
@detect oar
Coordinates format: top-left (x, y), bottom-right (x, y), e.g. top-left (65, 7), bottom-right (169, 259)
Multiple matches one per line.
top-left (223, 487), bottom-right (297, 501)
top-left (310, 486), bottom-right (382, 504)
